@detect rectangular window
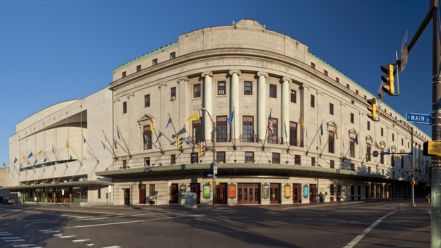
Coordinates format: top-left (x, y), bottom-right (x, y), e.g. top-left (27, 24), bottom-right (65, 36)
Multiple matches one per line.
top-left (122, 160), bottom-right (127, 169)
top-left (97, 189), bottom-right (101, 199)
top-left (144, 157), bottom-right (150, 167)
top-left (290, 122), bottom-right (298, 146)
top-left (401, 156), bottom-right (404, 169)
top-left (244, 81), bottom-right (253, 95)
top-left (143, 126), bottom-right (152, 150)
top-left (366, 143), bottom-right (371, 162)
top-left (272, 153), bottom-right (280, 164)
top-left (350, 137), bottom-right (355, 158)
top-left (324, 70), bottom-right (328, 76)
top-left (268, 118), bottom-right (278, 144)
top-left (350, 113), bottom-right (354, 123)
top-left (123, 101), bottom-right (127, 114)
top-left (170, 52), bottom-right (176, 59)
top-left (149, 184), bottom-right (155, 196)
top-left (170, 155), bottom-right (176, 165)
top-left (192, 119), bottom-right (203, 143)
top-left (122, 71), bottom-right (127, 78)
top-left (269, 84), bottom-right (277, 98)
top-left (217, 81), bottom-right (226, 95)
top-left (311, 157), bottom-right (316, 166)
top-left (380, 148), bottom-right (385, 164)
top-left (311, 62), bottom-right (315, 69)
top-left (329, 103), bottom-right (334, 115)
top-left (328, 131), bottom-right (335, 153)
top-left (291, 90), bottom-right (297, 103)
top-left (242, 116), bottom-right (254, 142)
top-left (381, 128), bottom-right (384, 136)
top-left (216, 151), bottom-right (226, 163)
top-left (336, 77), bottom-right (340, 83)
top-left (191, 152), bottom-right (198, 164)
top-left (391, 156), bottom-right (395, 167)
top-left (152, 58), bottom-right (158, 65)
top-left (170, 87), bottom-right (176, 101)
top-left (144, 94), bottom-right (150, 108)
top-left (392, 133), bottom-right (395, 141)
top-left (193, 84), bottom-right (201, 98)
top-left (401, 138), bottom-right (404, 145)
top-left (136, 65), bottom-right (141, 72)
top-left (330, 160), bottom-right (335, 169)
top-left (311, 95), bottom-right (315, 108)
top-left (216, 116), bottom-right (228, 142)
top-left (245, 151), bottom-right (254, 163)
top-left (367, 121), bottom-right (370, 131)
top-left (295, 155), bottom-right (301, 165)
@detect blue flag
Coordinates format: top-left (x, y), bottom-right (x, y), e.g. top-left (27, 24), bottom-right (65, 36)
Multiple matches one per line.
top-left (228, 111), bottom-right (235, 125)
top-left (320, 123), bottom-right (323, 136)
top-left (355, 134), bottom-right (358, 145)
top-left (13, 157), bottom-right (17, 164)
top-left (117, 126), bottom-right (122, 140)
top-left (166, 116), bottom-right (173, 128)
top-left (27, 152), bottom-right (33, 158)
top-left (184, 136), bottom-right (191, 144)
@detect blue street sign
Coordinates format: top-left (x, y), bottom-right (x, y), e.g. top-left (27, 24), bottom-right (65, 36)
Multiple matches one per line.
top-left (406, 113), bottom-right (432, 124)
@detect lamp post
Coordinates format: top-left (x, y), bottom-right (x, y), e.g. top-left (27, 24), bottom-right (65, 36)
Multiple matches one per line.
top-left (201, 108), bottom-right (217, 208)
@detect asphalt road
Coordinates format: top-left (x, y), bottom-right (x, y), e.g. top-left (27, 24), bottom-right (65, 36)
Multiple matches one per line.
top-left (0, 200), bottom-right (430, 248)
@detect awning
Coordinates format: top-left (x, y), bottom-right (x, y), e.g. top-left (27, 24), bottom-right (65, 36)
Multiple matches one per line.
top-left (2, 180), bottom-right (113, 191)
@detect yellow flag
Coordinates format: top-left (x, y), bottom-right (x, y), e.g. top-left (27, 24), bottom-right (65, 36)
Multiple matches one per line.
top-left (375, 142), bottom-right (380, 149)
top-left (299, 115), bottom-right (304, 129)
top-left (38, 150), bottom-right (44, 156)
top-left (65, 141), bottom-right (70, 148)
top-left (149, 119), bottom-right (155, 133)
top-left (186, 112), bottom-right (200, 122)
top-left (335, 127), bottom-right (339, 140)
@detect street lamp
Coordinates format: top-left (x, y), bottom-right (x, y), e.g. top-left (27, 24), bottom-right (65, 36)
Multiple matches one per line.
top-left (200, 108), bottom-right (217, 208)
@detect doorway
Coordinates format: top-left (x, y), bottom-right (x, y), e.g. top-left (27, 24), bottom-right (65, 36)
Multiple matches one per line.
top-left (123, 188), bottom-right (130, 205)
top-left (215, 183), bottom-right (228, 204)
top-left (139, 184), bottom-right (146, 204)
top-left (309, 184), bottom-right (317, 203)
top-left (293, 183), bottom-right (302, 203)
top-left (270, 183), bottom-right (281, 204)
top-left (170, 183), bottom-right (179, 204)
top-left (238, 183), bottom-right (260, 204)
top-left (190, 183), bottom-right (201, 204)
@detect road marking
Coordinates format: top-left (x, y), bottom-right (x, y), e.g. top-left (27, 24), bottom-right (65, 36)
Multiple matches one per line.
top-left (13, 244), bottom-right (37, 247)
top-left (53, 234), bottom-right (63, 237)
top-left (59, 235), bottom-right (76, 239)
top-left (66, 216), bottom-right (174, 229)
top-left (1, 236), bottom-right (21, 239)
top-left (102, 246), bottom-right (121, 248)
top-left (87, 217), bottom-right (109, 220)
top-left (343, 211), bottom-right (395, 248)
top-left (86, 244), bottom-right (94, 246)
top-left (38, 229), bottom-right (59, 233)
top-left (5, 239), bottom-right (25, 242)
top-left (61, 214), bottom-right (89, 219)
top-left (72, 239), bottom-right (90, 243)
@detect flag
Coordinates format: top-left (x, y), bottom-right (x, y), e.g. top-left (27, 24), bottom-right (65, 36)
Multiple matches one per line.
top-left (184, 136), bottom-right (191, 144)
top-left (13, 157), bottom-right (17, 164)
top-left (149, 119), bottom-right (155, 133)
top-left (320, 122), bottom-right (323, 136)
top-left (156, 131), bottom-right (164, 143)
top-left (335, 127), bottom-right (339, 140)
top-left (27, 152), bottom-right (33, 158)
top-left (375, 142), bottom-right (380, 149)
top-left (186, 112), bottom-right (200, 122)
top-left (173, 127), bottom-right (187, 138)
top-left (114, 139), bottom-right (118, 149)
top-left (267, 110), bottom-right (273, 135)
top-left (116, 126), bottom-right (122, 140)
top-left (299, 115), bottom-right (304, 129)
top-left (228, 111), bottom-right (235, 125)
top-left (83, 136), bottom-right (87, 143)
top-left (38, 150), bottom-right (44, 156)
top-left (166, 116), bottom-right (173, 129)
top-left (355, 134), bottom-right (358, 145)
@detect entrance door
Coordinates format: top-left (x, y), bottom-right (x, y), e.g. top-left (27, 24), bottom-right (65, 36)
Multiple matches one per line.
top-left (123, 188), bottom-right (130, 205)
top-left (238, 183), bottom-right (260, 204)
top-left (337, 184), bottom-right (342, 201)
top-left (293, 183), bottom-right (302, 203)
top-left (350, 185), bottom-right (355, 201)
top-left (215, 183), bottom-right (228, 204)
top-left (309, 184), bottom-right (317, 203)
top-left (139, 184), bottom-right (146, 204)
top-left (190, 183), bottom-right (201, 204)
top-left (170, 183), bottom-right (179, 204)
top-left (270, 183), bottom-right (281, 204)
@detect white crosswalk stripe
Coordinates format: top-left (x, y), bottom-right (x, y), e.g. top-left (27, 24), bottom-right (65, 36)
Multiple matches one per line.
top-left (59, 235), bottom-right (76, 239)
top-left (5, 239), bottom-right (25, 242)
top-left (86, 244), bottom-right (94, 247)
top-left (13, 244), bottom-right (37, 247)
top-left (101, 246), bottom-right (121, 248)
top-left (72, 239), bottom-right (90, 242)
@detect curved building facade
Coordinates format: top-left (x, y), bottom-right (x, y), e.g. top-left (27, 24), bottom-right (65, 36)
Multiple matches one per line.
top-left (7, 19), bottom-right (430, 206)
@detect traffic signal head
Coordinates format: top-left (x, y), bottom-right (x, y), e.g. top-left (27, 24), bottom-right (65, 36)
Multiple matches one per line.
top-left (177, 135), bottom-right (183, 150)
top-left (199, 141), bottom-right (206, 157)
top-left (381, 64), bottom-right (395, 95)
top-left (367, 98), bottom-right (378, 121)
top-left (423, 140), bottom-right (441, 157)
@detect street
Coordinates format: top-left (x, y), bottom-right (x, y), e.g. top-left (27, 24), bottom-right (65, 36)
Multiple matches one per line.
top-left (0, 200), bottom-right (430, 248)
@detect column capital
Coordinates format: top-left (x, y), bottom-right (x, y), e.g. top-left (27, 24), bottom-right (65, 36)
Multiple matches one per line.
top-left (257, 71), bottom-right (268, 78)
top-left (201, 71), bottom-right (213, 78)
top-left (282, 77), bottom-right (292, 83)
top-left (229, 70), bottom-right (241, 76)
top-left (177, 76), bottom-right (189, 83)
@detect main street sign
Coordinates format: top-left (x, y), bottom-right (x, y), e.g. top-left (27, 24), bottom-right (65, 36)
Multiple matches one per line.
top-left (406, 113), bottom-right (432, 124)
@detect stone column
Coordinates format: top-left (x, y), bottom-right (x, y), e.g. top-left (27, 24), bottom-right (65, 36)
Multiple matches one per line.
top-left (257, 72), bottom-right (268, 142)
top-left (282, 77), bottom-right (290, 145)
top-left (177, 77), bottom-right (189, 133)
top-left (229, 70), bottom-right (241, 142)
top-left (202, 72), bottom-right (213, 141)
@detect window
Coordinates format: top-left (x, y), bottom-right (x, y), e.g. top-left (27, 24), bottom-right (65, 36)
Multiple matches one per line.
top-left (272, 153), bottom-right (280, 164)
top-left (122, 160), bottom-right (127, 169)
top-left (268, 118), bottom-right (278, 144)
top-left (401, 155), bottom-right (404, 169)
top-left (170, 87), bottom-right (176, 101)
top-left (216, 151), bottom-right (226, 163)
top-left (136, 65), bottom-right (141, 72)
top-left (143, 125), bottom-right (152, 150)
top-left (330, 160), bottom-right (335, 169)
top-left (97, 189), bottom-right (101, 199)
top-left (244, 81), bottom-right (253, 95)
top-left (351, 163), bottom-right (355, 171)
top-left (350, 113), bottom-right (354, 123)
top-left (381, 128), bottom-right (384, 136)
top-left (216, 116), bottom-right (228, 142)
top-left (144, 157), bottom-right (150, 166)
top-left (346, 84), bottom-right (350, 89)
top-left (122, 71), bottom-right (127, 78)
top-left (192, 119), bottom-right (203, 143)
top-left (295, 155), bottom-right (301, 165)
top-left (367, 121), bottom-right (370, 131)
top-left (355, 90), bottom-right (359, 95)
top-left (245, 151), bottom-right (254, 163)
top-left (328, 131), bottom-right (335, 153)
top-left (149, 184), bottom-right (155, 196)
top-left (170, 52), bottom-right (176, 59)
top-left (242, 116), bottom-right (254, 142)
top-left (336, 77), bottom-right (340, 83)
top-left (170, 155), bottom-right (176, 165)
top-left (324, 70), bottom-right (328, 76)
top-left (289, 122), bottom-right (298, 146)
top-left (401, 138), bottom-right (404, 146)
top-left (329, 103), bottom-right (334, 115)
top-left (152, 58), bottom-right (158, 65)
top-left (366, 143), bottom-right (371, 162)
top-left (392, 133), bottom-right (395, 141)
top-left (193, 84), bottom-right (201, 98)
top-left (311, 62), bottom-right (316, 69)
top-left (122, 101), bottom-right (127, 114)
top-left (144, 94), bottom-right (150, 108)
top-left (380, 148), bottom-right (385, 164)
top-left (217, 81), bottom-right (226, 95)
top-left (269, 84), bottom-right (277, 98)
top-left (311, 95), bottom-right (315, 108)
top-left (291, 90), bottom-right (297, 103)
top-left (191, 152), bottom-right (198, 164)
top-left (330, 184), bottom-right (335, 195)
top-left (391, 156), bottom-right (395, 167)
top-left (311, 157), bottom-right (316, 166)
top-left (349, 137), bottom-right (355, 158)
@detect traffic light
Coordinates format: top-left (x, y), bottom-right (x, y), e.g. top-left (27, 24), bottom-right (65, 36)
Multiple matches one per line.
top-left (199, 141), bottom-right (206, 157)
top-left (423, 140), bottom-right (441, 156)
top-left (367, 98), bottom-right (378, 121)
top-left (177, 135), bottom-right (183, 150)
top-left (380, 64), bottom-right (396, 95)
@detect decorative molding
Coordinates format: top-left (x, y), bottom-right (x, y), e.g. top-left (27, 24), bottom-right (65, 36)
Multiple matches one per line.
top-left (229, 70), bottom-right (241, 76)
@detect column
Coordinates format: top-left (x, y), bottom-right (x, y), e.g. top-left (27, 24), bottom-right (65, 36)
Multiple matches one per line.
top-left (229, 70), bottom-right (241, 142)
top-left (257, 72), bottom-right (268, 142)
top-left (202, 72), bottom-right (213, 141)
top-left (178, 77), bottom-right (189, 131)
top-left (282, 77), bottom-right (290, 145)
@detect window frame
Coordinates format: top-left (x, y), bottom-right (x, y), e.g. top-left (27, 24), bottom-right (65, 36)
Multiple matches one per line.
top-left (217, 81), bottom-right (226, 96)
top-left (193, 83), bottom-right (201, 98)
top-left (269, 84), bottom-right (277, 98)
top-left (244, 81), bottom-right (253, 95)
top-left (144, 94), bottom-right (150, 108)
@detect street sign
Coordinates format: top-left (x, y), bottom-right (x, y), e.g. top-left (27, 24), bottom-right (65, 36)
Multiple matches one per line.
top-left (213, 165), bottom-right (218, 175)
top-left (406, 113), bottom-right (432, 124)
top-left (373, 151), bottom-right (379, 157)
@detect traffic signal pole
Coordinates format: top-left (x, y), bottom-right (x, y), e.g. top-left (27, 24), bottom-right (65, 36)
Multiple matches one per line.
top-left (411, 126), bottom-right (415, 207)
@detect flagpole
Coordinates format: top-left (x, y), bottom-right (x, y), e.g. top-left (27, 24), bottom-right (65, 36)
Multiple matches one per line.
top-left (306, 121), bottom-right (323, 155)
top-left (262, 108), bottom-right (272, 150)
top-left (117, 126), bottom-right (132, 158)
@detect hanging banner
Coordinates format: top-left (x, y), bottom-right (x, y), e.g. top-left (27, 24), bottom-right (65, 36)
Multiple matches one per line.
top-left (284, 184), bottom-right (291, 199)
top-left (202, 184), bottom-right (211, 199)
top-left (303, 184), bottom-right (309, 198)
top-left (228, 183), bottom-right (237, 199)
top-left (261, 183), bottom-right (270, 199)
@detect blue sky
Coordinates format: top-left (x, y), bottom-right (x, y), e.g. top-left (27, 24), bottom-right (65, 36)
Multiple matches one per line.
top-left (0, 0), bottom-right (434, 166)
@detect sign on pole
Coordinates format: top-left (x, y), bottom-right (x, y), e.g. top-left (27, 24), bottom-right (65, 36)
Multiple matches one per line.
top-left (406, 113), bottom-right (432, 124)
